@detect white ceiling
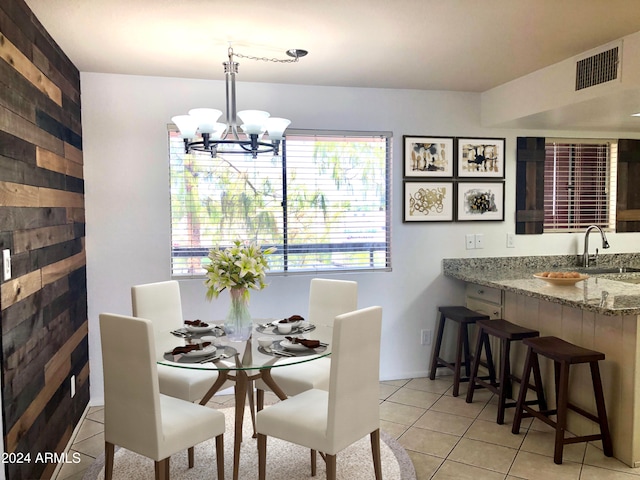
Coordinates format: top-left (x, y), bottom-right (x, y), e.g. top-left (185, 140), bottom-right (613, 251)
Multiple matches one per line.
top-left (24, 0), bottom-right (640, 132)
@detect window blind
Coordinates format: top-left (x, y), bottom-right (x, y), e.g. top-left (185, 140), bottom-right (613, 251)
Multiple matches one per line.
top-left (169, 128), bottom-right (391, 276)
top-left (543, 139), bottom-right (617, 232)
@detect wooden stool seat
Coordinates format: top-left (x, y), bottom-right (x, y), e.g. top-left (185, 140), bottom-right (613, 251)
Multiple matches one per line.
top-left (512, 336), bottom-right (613, 464)
top-left (429, 306), bottom-right (490, 397)
top-left (466, 319), bottom-right (541, 424)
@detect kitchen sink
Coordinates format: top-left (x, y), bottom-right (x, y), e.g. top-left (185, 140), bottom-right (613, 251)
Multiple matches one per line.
top-left (575, 266), bottom-right (640, 274)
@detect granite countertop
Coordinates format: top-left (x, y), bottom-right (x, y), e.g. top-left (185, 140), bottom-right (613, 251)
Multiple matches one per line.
top-left (442, 254), bottom-right (640, 316)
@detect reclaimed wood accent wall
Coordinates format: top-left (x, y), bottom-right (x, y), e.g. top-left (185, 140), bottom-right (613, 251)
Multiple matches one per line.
top-left (0, 1), bottom-right (88, 479)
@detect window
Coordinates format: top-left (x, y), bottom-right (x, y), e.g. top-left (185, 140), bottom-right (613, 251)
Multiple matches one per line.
top-left (169, 129), bottom-right (391, 276)
top-left (543, 139), bottom-right (617, 232)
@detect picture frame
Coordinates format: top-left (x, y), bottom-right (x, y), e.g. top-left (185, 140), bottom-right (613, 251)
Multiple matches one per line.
top-left (403, 181), bottom-right (454, 222)
top-left (457, 137), bottom-right (505, 178)
top-left (403, 136), bottom-right (454, 178)
top-left (457, 182), bottom-right (505, 221)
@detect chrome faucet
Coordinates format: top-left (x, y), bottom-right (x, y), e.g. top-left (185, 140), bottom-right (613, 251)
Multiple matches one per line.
top-left (582, 225), bottom-right (610, 267)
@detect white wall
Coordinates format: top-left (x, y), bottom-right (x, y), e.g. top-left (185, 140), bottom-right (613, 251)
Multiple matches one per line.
top-left (82, 72), bottom-right (640, 404)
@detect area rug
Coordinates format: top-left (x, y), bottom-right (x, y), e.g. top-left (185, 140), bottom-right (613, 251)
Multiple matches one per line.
top-left (83, 407), bottom-right (416, 479)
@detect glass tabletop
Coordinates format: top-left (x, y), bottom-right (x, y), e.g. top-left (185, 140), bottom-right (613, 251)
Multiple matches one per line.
top-left (157, 319), bottom-right (332, 372)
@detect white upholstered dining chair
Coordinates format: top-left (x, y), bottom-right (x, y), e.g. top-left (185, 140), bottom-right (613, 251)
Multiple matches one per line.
top-left (255, 306), bottom-right (383, 480)
top-left (255, 278), bottom-right (358, 410)
top-left (100, 313), bottom-right (225, 480)
top-left (131, 280), bottom-right (229, 402)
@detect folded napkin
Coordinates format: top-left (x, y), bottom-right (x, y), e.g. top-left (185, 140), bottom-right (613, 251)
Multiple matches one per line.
top-left (185, 319), bottom-right (210, 327)
top-left (280, 314), bottom-right (305, 323)
top-left (285, 336), bottom-right (320, 349)
top-left (170, 342), bottom-right (211, 355)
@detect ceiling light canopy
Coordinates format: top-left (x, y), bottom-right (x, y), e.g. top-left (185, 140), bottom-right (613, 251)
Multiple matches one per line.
top-left (172, 46), bottom-right (308, 158)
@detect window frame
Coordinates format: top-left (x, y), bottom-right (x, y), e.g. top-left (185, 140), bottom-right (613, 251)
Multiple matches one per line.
top-left (169, 128), bottom-right (392, 277)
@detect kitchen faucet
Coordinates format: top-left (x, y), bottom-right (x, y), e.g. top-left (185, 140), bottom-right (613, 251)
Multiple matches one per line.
top-left (582, 225), bottom-right (610, 267)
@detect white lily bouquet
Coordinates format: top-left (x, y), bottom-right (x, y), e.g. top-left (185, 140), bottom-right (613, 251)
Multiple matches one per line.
top-left (204, 239), bottom-right (277, 300)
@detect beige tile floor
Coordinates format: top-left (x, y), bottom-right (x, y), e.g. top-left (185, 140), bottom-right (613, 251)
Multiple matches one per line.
top-left (55, 376), bottom-right (640, 480)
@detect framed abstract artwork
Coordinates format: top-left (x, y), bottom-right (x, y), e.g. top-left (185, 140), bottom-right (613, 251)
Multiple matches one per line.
top-left (403, 181), bottom-right (454, 222)
top-left (457, 137), bottom-right (505, 178)
top-left (457, 182), bottom-right (505, 221)
top-left (403, 136), bottom-right (454, 178)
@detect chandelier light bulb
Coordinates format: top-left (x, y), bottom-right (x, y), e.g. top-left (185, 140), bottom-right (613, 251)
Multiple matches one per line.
top-left (171, 115), bottom-right (199, 139)
top-left (187, 108), bottom-right (223, 134)
top-left (237, 110), bottom-right (270, 135)
top-left (265, 117), bottom-right (291, 140)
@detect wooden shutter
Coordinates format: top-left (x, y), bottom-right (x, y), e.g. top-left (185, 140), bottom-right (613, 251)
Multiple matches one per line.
top-left (616, 139), bottom-right (640, 232)
top-left (516, 137), bottom-right (545, 234)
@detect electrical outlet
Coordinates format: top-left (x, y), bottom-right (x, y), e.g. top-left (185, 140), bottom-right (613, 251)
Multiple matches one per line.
top-left (474, 233), bottom-right (484, 249)
top-left (507, 233), bottom-right (515, 248)
top-left (2, 249), bottom-right (10, 281)
top-left (421, 329), bottom-right (432, 346)
top-left (465, 234), bottom-right (475, 250)
top-left (71, 375), bottom-right (76, 398)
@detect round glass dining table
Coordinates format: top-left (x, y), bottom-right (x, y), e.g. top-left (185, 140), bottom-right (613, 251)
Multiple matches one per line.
top-left (157, 319), bottom-right (332, 480)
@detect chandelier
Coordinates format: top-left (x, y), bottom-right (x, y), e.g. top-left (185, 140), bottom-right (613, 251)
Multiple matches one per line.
top-left (171, 46), bottom-right (307, 158)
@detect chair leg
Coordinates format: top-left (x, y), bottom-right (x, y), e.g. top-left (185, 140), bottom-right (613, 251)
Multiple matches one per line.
top-left (429, 313), bottom-right (446, 380)
top-left (257, 388), bottom-right (265, 412)
top-left (554, 361), bottom-right (570, 464)
top-left (512, 346), bottom-right (534, 434)
top-left (257, 433), bottom-right (267, 480)
top-left (590, 361), bottom-right (613, 457)
top-left (370, 429), bottom-right (382, 480)
top-left (453, 320), bottom-right (466, 397)
top-left (326, 454), bottom-right (337, 480)
top-left (215, 434), bottom-right (225, 480)
top-left (311, 449), bottom-right (317, 476)
top-left (188, 446), bottom-right (194, 468)
top-left (105, 442), bottom-right (115, 480)
top-left (496, 339), bottom-right (511, 425)
top-left (465, 327), bottom-right (485, 403)
top-left (155, 458), bottom-right (169, 480)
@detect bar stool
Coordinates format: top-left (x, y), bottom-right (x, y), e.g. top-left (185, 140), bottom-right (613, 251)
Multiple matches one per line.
top-left (465, 319), bottom-right (541, 424)
top-left (512, 336), bottom-right (614, 464)
top-left (429, 306), bottom-right (490, 396)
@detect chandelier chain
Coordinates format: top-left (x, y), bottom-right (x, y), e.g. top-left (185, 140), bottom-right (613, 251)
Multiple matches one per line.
top-left (233, 52), bottom-right (300, 63)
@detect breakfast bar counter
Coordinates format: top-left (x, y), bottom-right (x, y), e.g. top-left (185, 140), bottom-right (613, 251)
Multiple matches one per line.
top-left (442, 254), bottom-right (640, 467)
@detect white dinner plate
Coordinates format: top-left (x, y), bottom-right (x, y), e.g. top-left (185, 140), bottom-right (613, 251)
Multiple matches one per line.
top-left (183, 345), bottom-right (217, 357)
top-left (280, 338), bottom-right (311, 351)
top-left (185, 323), bottom-right (214, 333)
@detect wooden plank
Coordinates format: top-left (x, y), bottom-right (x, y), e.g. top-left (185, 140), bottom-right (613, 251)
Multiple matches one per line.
top-left (64, 142), bottom-right (83, 165)
top-left (617, 210), bottom-right (640, 221)
top-left (41, 250), bottom-right (86, 286)
top-left (38, 186), bottom-right (84, 208)
top-left (12, 224), bottom-right (75, 254)
top-left (0, 269), bottom-right (42, 309)
top-left (0, 31), bottom-right (62, 106)
top-left (35, 146), bottom-right (65, 174)
top-left (0, 180), bottom-right (38, 207)
top-left (36, 146), bottom-right (83, 180)
top-left (4, 321), bottom-right (88, 453)
top-left (0, 33), bottom-right (54, 110)
top-left (0, 105), bottom-right (64, 156)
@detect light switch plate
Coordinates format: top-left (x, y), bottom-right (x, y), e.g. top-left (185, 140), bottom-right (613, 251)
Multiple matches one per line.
top-left (474, 233), bottom-right (484, 249)
top-left (2, 249), bottom-right (10, 281)
top-left (465, 234), bottom-right (475, 250)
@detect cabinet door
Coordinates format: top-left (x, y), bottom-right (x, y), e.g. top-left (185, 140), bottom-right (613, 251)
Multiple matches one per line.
top-left (466, 297), bottom-right (502, 320)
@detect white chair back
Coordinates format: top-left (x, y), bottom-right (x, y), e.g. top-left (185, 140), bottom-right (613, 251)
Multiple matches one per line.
top-left (100, 313), bottom-right (163, 460)
top-left (326, 306), bottom-right (382, 452)
top-left (131, 280), bottom-right (183, 333)
top-left (308, 278), bottom-right (358, 326)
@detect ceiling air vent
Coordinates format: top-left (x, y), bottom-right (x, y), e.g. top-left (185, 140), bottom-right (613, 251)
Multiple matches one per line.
top-left (575, 45), bottom-right (620, 91)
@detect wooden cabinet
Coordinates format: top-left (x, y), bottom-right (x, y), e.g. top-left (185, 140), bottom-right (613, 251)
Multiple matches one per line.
top-left (465, 283), bottom-right (503, 319)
